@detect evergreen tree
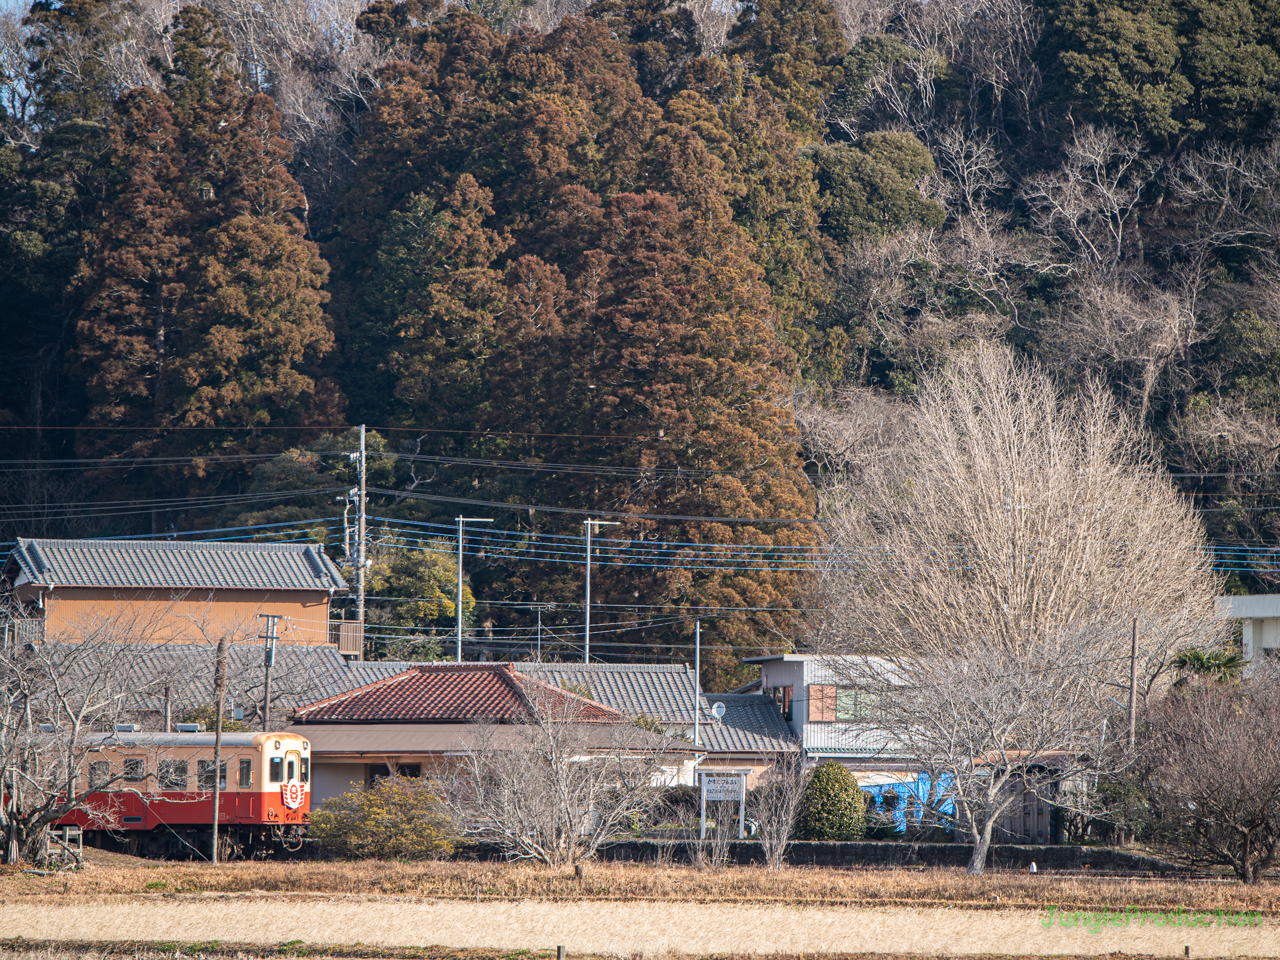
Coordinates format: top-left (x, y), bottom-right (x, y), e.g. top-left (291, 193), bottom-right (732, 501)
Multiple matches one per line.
top-left (724, 0), bottom-right (848, 141)
top-left (71, 8), bottom-right (333, 500)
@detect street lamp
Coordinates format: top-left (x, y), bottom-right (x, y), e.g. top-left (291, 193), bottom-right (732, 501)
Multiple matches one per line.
top-left (583, 518), bottom-right (621, 663)
top-left (456, 516), bottom-right (493, 662)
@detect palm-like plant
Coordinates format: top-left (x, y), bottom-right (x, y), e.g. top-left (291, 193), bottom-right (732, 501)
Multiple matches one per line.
top-left (1171, 648), bottom-right (1247, 687)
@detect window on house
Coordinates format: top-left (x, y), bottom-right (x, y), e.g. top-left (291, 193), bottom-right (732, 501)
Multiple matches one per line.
top-left (123, 758), bottom-right (146, 783)
top-left (269, 757), bottom-right (283, 784)
top-left (198, 760), bottom-right (227, 791)
top-left (367, 763), bottom-right (421, 785)
top-left (158, 760), bottom-right (187, 791)
top-left (89, 760), bottom-right (111, 789)
top-left (239, 758), bottom-right (253, 788)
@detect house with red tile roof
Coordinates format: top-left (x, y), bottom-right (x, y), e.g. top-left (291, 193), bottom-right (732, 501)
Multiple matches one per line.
top-left (288, 663), bottom-right (701, 803)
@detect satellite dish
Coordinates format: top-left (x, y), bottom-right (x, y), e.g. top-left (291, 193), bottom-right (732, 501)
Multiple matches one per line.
top-left (711, 701), bottom-right (726, 720)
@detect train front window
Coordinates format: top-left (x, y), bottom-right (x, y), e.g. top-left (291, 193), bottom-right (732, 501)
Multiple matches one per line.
top-left (239, 758), bottom-right (252, 788)
top-left (89, 760), bottom-right (110, 789)
top-left (300, 757), bottom-right (309, 783)
top-left (286, 759), bottom-right (295, 781)
top-left (269, 756), bottom-right (283, 783)
top-left (123, 758), bottom-right (146, 782)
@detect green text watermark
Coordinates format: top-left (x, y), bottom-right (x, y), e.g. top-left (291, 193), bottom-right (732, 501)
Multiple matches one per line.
top-left (1041, 905), bottom-right (1263, 934)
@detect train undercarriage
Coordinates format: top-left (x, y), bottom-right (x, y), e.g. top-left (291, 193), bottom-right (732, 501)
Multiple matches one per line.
top-left (83, 823), bottom-right (306, 860)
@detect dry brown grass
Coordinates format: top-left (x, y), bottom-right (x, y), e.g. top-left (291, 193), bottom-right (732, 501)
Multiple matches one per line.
top-left (2, 859), bottom-right (1279, 914)
top-left (0, 947), bottom-right (1237, 960)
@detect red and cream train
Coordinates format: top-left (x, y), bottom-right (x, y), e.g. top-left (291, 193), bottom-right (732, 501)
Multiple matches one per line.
top-left (56, 730), bottom-right (311, 859)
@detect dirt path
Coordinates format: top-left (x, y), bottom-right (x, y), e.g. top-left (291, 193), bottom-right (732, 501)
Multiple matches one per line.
top-left (0, 895), bottom-right (1274, 957)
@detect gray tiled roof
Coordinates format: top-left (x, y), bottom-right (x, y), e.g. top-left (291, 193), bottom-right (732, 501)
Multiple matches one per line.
top-left (7, 538), bottom-right (347, 592)
top-left (58, 643), bottom-right (795, 755)
top-left (699, 694), bottom-right (798, 754)
top-left (518, 662), bottom-right (699, 723)
top-left (65, 642), bottom-right (362, 716)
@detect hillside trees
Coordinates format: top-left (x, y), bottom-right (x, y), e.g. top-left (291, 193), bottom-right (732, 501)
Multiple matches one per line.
top-left (322, 8), bottom-right (817, 684)
top-left (70, 8), bottom-right (334, 504)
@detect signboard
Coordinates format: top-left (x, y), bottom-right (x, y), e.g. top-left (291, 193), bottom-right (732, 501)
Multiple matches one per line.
top-left (703, 775), bottom-right (743, 801)
top-left (699, 771), bottom-right (747, 839)
top-left (281, 782), bottom-right (306, 809)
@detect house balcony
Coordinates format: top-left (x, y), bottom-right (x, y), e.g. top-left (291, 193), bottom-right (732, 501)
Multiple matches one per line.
top-left (328, 620), bottom-right (363, 658)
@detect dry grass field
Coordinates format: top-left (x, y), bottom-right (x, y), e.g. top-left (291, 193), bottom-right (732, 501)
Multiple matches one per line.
top-left (3, 859), bottom-right (1278, 915)
top-left (0, 947), bottom-right (1254, 960)
top-left (2, 860), bottom-right (1277, 957)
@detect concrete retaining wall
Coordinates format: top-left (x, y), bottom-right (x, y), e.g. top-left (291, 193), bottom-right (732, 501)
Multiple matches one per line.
top-left (591, 839), bottom-right (1187, 874)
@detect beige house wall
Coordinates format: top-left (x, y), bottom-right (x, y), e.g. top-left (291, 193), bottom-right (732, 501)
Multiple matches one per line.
top-left (16, 586), bottom-right (334, 645)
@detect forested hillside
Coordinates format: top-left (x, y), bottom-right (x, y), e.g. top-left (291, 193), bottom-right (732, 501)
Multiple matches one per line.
top-left (3, 0), bottom-right (1280, 683)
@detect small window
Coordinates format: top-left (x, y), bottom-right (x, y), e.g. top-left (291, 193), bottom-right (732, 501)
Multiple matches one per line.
top-left (269, 757), bottom-right (283, 783)
top-left (89, 760), bottom-right (111, 790)
top-left (198, 760), bottom-right (227, 791)
top-left (239, 758), bottom-right (253, 788)
top-left (836, 688), bottom-right (860, 721)
top-left (286, 759), bottom-right (295, 781)
top-left (123, 758), bottom-right (146, 783)
top-left (300, 757), bottom-right (309, 784)
top-left (158, 760), bottom-right (187, 791)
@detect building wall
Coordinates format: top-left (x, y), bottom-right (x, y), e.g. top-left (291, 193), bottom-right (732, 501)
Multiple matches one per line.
top-left (311, 762), bottom-right (367, 805)
top-left (696, 756), bottom-right (778, 788)
top-left (758, 659), bottom-right (806, 737)
top-left (20, 587), bottom-right (333, 645)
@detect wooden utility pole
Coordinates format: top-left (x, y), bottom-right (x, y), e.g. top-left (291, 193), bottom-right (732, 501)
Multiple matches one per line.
top-left (355, 425), bottom-right (367, 645)
top-left (211, 632), bottom-right (228, 864)
top-left (260, 614), bottom-right (280, 732)
top-left (1128, 616), bottom-right (1139, 750)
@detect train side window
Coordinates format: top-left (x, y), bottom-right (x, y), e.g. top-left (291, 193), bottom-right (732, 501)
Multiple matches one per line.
top-left (300, 757), bottom-right (309, 783)
top-left (269, 757), bottom-right (283, 783)
top-left (239, 758), bottom-right (252, 788)
top-left (89, 760), bottom-right (111, 789)
top-left (159, 760), bottom-right (187, 791)
top-left (198, 760), bottom-right (228, 791)
top-left (123, 758), bottom-right (146, 782)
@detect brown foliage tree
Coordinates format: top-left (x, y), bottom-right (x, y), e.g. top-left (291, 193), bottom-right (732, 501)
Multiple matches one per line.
top-left (71, 9), bottom-right (334, 499)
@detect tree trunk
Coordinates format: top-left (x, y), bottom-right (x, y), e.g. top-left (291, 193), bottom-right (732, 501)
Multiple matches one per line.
top-left (967, 820), bottom-right (995, 876)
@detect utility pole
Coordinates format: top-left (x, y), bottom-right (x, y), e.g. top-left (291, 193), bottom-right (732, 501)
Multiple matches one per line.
top-left (455, 517), bottom-right (493, 662)
top-left (210, 632), bottom-right (228, 864)
top-left (355, 425), bottom-right (367, 648)
top-left (1128, 616), bottom-right (1139, 750)
top-left (259, 614), bottom-right (280, 732)
top-left (536, 606), bottom-right (542, 662)
top-left (583, 519), bottom-right (620, 663)
top-left (693, 621), bottom-right (701, 750)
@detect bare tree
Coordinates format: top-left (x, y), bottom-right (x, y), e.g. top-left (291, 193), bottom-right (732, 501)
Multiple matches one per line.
top-left (0, 9), bottom-right (38, 148)
top-left (434, 689), bottom-right (682, 865)
top-left (1141, 675), bottom-right (1280, 883)
top-left (0, 608), bottom-right (167, 863)
top-left (683, 0), bottom-right (737, 56)
top-left (806, 344), bottom-right (1224, 873)
top-left (791, 385), bottom-right (911, 479)
top-left (1020, 126), bottom-right (1154, 279)
top-left (747, 753), bottom-right (809, 870)
top-left (826, 0), bottom-right (897, 45)
top-left (1043, 279), bottom-right (1212, 423)
top-left (517, 0), bottom-right (592, 33)
top-left (1170, 141), bottom-right (1280, 266)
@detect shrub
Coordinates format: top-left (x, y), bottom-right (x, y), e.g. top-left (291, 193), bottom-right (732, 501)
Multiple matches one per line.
top-left (308, 777), bottom-right (455, 860)
top-left (795, 761), bottom-right (866, 841)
